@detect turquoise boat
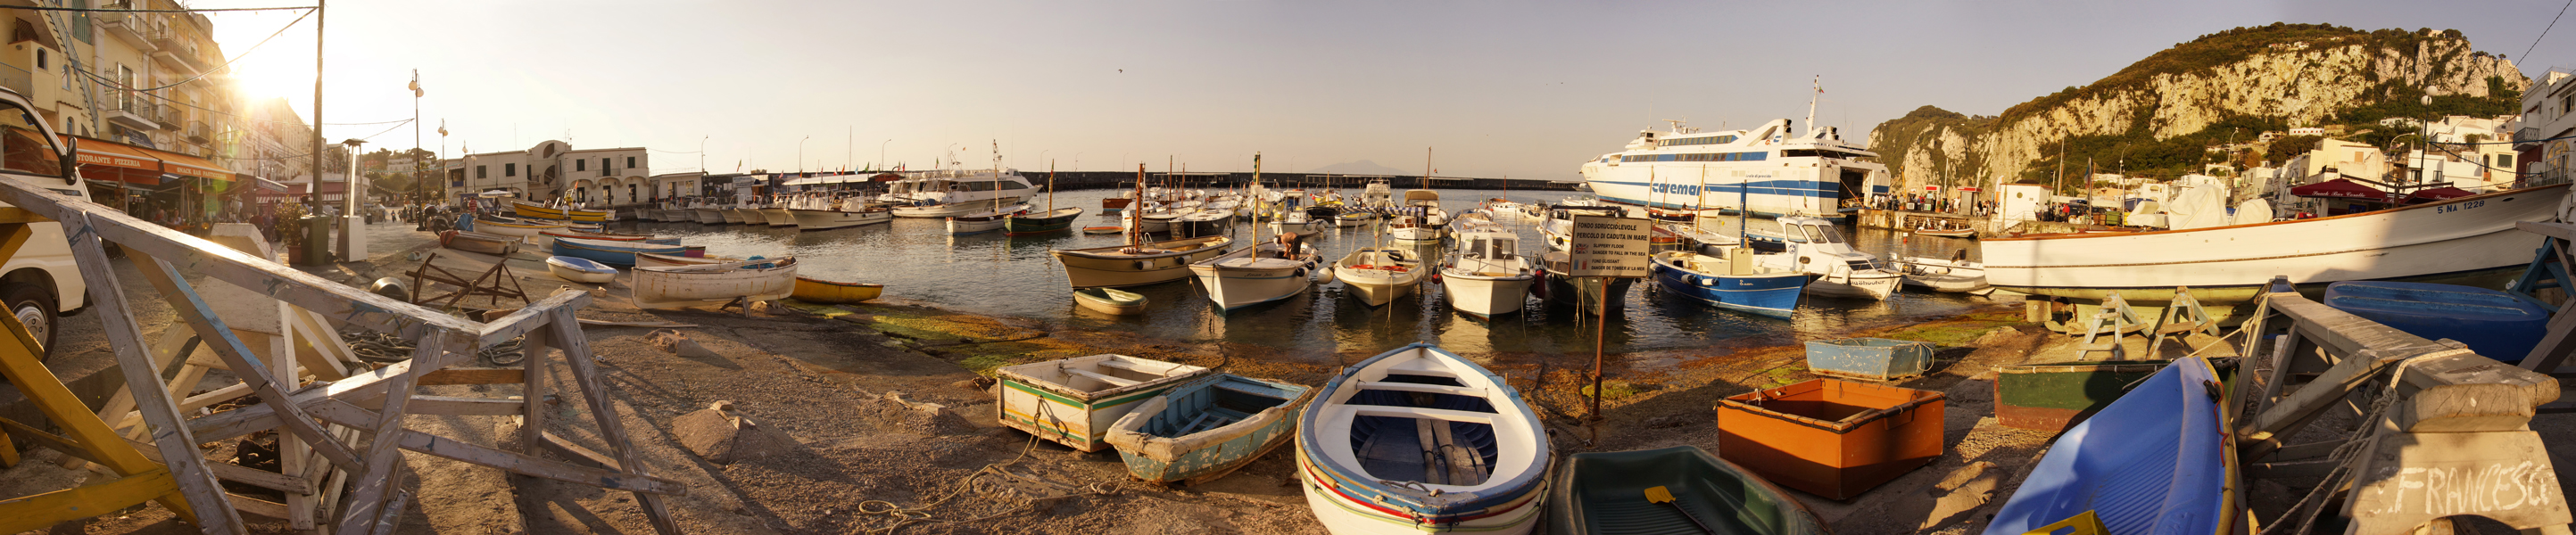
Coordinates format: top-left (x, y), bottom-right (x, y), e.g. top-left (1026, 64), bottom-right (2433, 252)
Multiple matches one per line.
top-left (551, 236), bottom-right (685, 268)
top-left (1104, 374), bottom-right (1313, 485)
top-left (1982, 356), bottom-right (2240, 535)
top-left (1547, 446), bottom-right (1826, 535)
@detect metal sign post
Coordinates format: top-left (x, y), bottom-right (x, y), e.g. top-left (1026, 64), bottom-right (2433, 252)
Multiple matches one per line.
top-left (1568, 215), bottom-right (1651, 422)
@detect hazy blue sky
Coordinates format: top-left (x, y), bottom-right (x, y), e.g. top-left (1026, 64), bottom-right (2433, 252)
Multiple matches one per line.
top-left (190, 0), bottom-right (2576, 180)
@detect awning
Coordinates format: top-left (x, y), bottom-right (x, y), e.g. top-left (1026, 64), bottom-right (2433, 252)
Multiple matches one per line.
top-left (135, 146), bottom-right (232, 181)
top-left (254, 177), bottom-right (288, 192)
top-left (2290, 178), bottom-right (2391, 201)
top-left (2403, 186), bottom-right (2478, 204)
top-left (65, 136), bottom-right (164, 185)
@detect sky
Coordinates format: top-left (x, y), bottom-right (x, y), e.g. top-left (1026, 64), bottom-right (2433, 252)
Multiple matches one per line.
top-left (186, 0), bottom-right (2576, 181)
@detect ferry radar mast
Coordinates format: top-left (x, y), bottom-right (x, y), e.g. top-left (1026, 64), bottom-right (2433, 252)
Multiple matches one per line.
top-left (1661, 119), bottom-right (1698, 134)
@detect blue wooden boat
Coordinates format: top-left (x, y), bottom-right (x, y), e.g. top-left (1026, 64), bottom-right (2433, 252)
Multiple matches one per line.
top-left (2323, 281), bottom-right (2547, 363)
top-left (1296, 343), bottom-right (1550, 534)
top-left (551, 236), bottom-right (685, 268)
top-left (1648, 251), bottom-right (1807, 318)
top-left (1983, 356), bottom-right (2240, 535)
top-left (1547, 446), bottom-right (1826, 535)
top-left (1104, 374), bottom-right (1313, 485)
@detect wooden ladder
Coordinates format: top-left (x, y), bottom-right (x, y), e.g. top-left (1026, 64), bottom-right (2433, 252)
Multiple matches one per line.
top-left (2074, 292), bottom-right (2140, 360)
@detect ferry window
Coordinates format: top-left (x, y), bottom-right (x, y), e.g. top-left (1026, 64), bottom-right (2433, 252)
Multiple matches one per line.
top-left (0, 104), bottom-right (62, 177)
top-left (1745, 152), bottom-right (1768, 161)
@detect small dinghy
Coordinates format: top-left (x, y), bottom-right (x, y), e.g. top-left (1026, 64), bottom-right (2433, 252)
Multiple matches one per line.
top-left (997, 355), bottom-right (1213, 452)
top-left (1074, 287), bottom-right (1148, 315)
top-left (437, 230), bottom-right (521, 257)
top-left (631, 257), bottom-right (798, 309)
top-left (544, 256), bottom-right (617, 284)
top-left (1296, 343), bottom-right (1549, 535)
top-left (552, 236), bottom-right (687, 268)
top-left (791, 276), bottom-right (882, 304)
top-left (1547, 446), bottom-right (1826, 535)
top-left (1893, 253), bottom-right (1989, 294)
top-left (1982, 357), bottom-right (2240, 535)
top-left (1082, 226), bottom-right (1125, 235)
top-left (1105, 374), bottom-right (1314, 485)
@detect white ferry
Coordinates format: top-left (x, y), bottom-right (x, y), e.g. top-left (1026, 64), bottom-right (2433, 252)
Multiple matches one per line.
top-left (1577, 118), bottom-right (1888, 220)
top-left (875, 169), bottom-right (1040, 218)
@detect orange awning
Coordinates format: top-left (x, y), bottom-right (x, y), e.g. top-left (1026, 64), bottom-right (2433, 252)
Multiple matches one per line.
top-left (63, 135), bottom-right (164, 185)
top-left (135, 146), bottom-right (232, 182)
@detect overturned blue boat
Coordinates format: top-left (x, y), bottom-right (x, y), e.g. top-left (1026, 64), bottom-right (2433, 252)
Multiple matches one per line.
top-left (1982, 356), bottom-right (2241, 535)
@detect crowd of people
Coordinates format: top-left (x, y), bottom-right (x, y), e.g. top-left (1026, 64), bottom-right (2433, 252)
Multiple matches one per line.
top-left (1867, 193), bottom-right (1995, 217)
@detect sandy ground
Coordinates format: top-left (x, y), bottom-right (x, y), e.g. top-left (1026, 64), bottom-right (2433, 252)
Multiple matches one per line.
top-left (6, 218), bottom-right (2572, 534)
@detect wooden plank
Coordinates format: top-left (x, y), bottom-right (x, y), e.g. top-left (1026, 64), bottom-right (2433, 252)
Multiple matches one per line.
top-left (2517, 220), bottom-right (2576, 242)
top-left (2272, 292), bottom-right (2456, 358)
top-left (518, 323), bottom-right (551, 460)
top-left (545, 309), bottom-right (682, 535)
top-left (186, 358), bottom-right (422, 442)
top-left (2522, 293), bottom-right (2576, 373)
top-left (2240, 348), bottom-right (2472, 460)
top-left (419, 367), bottom-right (525, 386)
top-left (134, 253), bottom-right (361, 472)
top-left (289, 309), bottom-right (355, 381)
top-left (227, 492), bottom-right (290, 521)
top-left (537, 431), bottom-right (619, 470)
top-left (0, 469), bottom-right (180, 534)
top-left (478, 290), bottom-right (587, 347)
top-left (1412, 417), bottom-right (1441, 485)
top-left (394, 430), bottom-right (685, 495)
top-left (332, 337), bottom-right (439, 535)
top-left (0, 181), bottom-right (482, 342)
top-left (30, 223), bottom-right (238, 533)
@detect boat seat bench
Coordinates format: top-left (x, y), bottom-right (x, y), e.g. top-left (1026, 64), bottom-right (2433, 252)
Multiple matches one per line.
top-left (1065, 369), bottom-right (1141, 388)
top-left (1355, 381), bottom-right (1483, 397)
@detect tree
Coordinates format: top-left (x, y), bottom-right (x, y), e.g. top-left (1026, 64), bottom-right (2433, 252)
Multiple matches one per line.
top-left (2266, 135), bottom-right (2323, 165)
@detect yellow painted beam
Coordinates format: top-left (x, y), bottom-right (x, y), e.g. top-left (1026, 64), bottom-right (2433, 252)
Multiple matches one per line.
top-left (0, 300), bottom-right (200, 525)
top-left (0, 469), bottom-right (178, 533)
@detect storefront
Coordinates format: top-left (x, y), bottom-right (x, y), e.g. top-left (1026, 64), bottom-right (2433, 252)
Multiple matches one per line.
top-left (65, 136), bottom-right (237, 229)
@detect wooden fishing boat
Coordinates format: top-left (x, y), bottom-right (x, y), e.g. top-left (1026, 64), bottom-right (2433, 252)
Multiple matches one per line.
top-left (631, 257), bottom-right (799, 309)
top-left (1984, 357), bottom-right (2240, 535)
top-left (1334, 210), bottom-right (1375, 227)
top-left (545, 256), bottom-right (617, 284)
top-left (789, 207), bottom-right (892, 231)
top-left (551, 236), bottom-right (687, 268)
top-left (1074, 287), bottom-right (1147, 315)
top-left (1893, 256), bottom-right (1989, 294)
top-left (1050, 235), bottom-right (1235, 288)
top-left (1993, 359), bottom-right (2174, 431)
top-left (635, 251), bottom-right (739, 269)
top-left (1804, 337), bottom-right (1934, 382)
top-left (1189, 243), bottom-right (1319, 313)
top-left (996, 355), bottom-right (1213, 452)
top-left (1105, 374), bottom-right (1314, 485)
top-left (1333, 247), bottom-right (1428, 307)
top-left (1537, 251), bottom-right (1634, 316)
top-left (1081, 226), bottom-right (1124, 235)
top-left (947, 203), bottom-right (1030, 235)
top-left (1911, 227), bottom-right (1975, 238)
top-left (1546, 446), bottom-right (1826, 535)
top-left (1296, 343), bottom-right (1549, 535)
top-left (1649, 250), bottom-right (1807, 319)
top-left (791, 276), bottom-right (882, 304)
top-left (1717, 379), bottom-right (1945, 499)
top-left (512, 200), bottom-right (611, 222)
top-left (437, 230), bottom-right (520, 256)
top-left (1005, 207), bottom-right (1085, 236)
top-left (761, 206), bottom-right (797, 227)
top-left (471, 218), bottom-right (567, 238)
top-left (540, 229), bottom-right (679, 245)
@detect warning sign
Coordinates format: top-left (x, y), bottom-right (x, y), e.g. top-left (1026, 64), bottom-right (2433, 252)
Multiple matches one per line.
top-left (1567, 215), bottom-right (1652, 277)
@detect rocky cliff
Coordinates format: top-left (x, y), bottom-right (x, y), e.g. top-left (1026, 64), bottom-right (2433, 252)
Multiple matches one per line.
top-left (1870, 24), bottom-right (2529, 191)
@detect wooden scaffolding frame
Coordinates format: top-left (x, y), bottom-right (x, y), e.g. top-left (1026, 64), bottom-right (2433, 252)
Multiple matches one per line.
top-left (0, 177), bottom-right (683, 534)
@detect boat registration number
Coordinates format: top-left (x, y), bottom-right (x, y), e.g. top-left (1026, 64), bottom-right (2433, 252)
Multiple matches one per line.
top-left (2437, 200), bottom-right (2485, 213)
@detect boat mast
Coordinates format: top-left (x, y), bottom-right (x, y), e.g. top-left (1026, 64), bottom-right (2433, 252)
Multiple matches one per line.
top-left (990, 140), bottom-right (1001, 215)
top-left (1047, 160), bottom-right (1056, 212)
top-left (1804, 75), bottom-right (1819, 138)
top-left (1131, 163), bottom-right (1145, 248)
top-left (1252, 152), bottom-right (1263, 246)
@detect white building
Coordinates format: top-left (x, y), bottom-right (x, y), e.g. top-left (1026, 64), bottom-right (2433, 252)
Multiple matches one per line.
top-left (646, 171), bottom-right (702, 201)
top-left (1995, 183), bottom-right (2050, 222)
top-left (2514, 68), bottom-right (2576, 186)
top-left (440, 140), bottom-right (650, 207)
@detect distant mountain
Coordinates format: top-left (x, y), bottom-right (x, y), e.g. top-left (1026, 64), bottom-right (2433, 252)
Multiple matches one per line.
top-left (1307, 160), bottom-right (1408, 175)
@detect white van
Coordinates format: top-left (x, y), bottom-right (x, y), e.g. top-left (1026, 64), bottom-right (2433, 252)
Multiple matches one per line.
top-left (0, 87), bottom-right (95, 358)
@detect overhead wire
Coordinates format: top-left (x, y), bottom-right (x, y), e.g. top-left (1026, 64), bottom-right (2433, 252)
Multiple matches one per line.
top-left (2, 4), bottom-right (315, 12)
top-left (2522, 0), bottom-right (2575, 63)
top-left (101, 6), bottom-right (311, 94)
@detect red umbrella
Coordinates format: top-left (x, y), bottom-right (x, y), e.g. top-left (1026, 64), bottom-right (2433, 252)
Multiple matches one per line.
top-left (2290, 178), bottom-right (2391, 201)
top-left (2402, 186), bottom-right (2477, 204)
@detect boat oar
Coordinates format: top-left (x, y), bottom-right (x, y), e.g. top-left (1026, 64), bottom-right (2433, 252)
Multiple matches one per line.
top-left (1643, 486), bottom-right (1715, 534)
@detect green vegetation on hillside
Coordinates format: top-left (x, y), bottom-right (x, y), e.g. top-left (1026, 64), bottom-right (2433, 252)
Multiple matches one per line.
top-left (1999, 24), bottom-right (2465, 125)
top-left (2016, 114), bottom-right (2288, 185)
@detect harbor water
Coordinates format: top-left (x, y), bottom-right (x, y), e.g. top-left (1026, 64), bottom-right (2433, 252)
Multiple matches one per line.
top-left (609, 188), bottom-right (1994, 367)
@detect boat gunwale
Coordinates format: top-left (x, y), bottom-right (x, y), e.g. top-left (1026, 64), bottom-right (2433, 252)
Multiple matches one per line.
top-left (1983, 183), bottom-right (2566, 242)
top-left (1297, 342), bottom-right (1549, 514)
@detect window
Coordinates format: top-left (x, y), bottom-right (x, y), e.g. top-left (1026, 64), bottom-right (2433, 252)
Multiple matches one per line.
top-left (476, 165), bottom-right (487, 179)
top-left (0, 104), bottom-right (62, 177)
top-left (626, 156), bottom-right (636, 168)
top-left (2498, 154), bottom-right (2515, 168)
top-left (36, 48), bottom-right (46, 70)
top-left (601, 157), bottom-right (611, 175)
top-left (576, 159), bottom-right (585, 171)
top-left (505, 163), bottom-right (517, 177)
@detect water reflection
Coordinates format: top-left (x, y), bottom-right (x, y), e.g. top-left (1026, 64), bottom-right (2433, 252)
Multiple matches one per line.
top-left (612, 189), bottom-right (1993, 369)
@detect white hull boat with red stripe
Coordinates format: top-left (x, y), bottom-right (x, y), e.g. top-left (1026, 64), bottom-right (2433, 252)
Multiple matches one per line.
top-left (1296, 343), bottom-right (1547, 535)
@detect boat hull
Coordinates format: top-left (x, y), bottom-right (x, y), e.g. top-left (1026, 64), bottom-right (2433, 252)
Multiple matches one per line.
top-left (1546, 446), bottom-right (1826, 535)
top-left (1541, 273), bottom-right (1632, 316)
top-left (1052, 237), bottom-right (1237, 288)
top-left (1439, 272), bottom-right (1532, 318)
top-left (761, 208), bottom-right (797, 227)
top-left (693, 209), bottom-right (726, 224)
top-left (1295, 343), bottom-right (1549, 535)
top-left (893, 202), bottom-right (1005, 218)
top-left (718, 209), bottom-right (746, 224)
top-left (996, 355), bottom-right (1213, 452)
top-left (1983, 358), bottom-right (2240, 535)
top-left (791, 276), bottom-right (882, 304)
top-left (1804, 271), bottom-right (1901, 300)
top-left (1983, 185), bottom-right (2568, 306)
top-left (948, 217), bottom-right (1006, 235)
top-left (512, 201), bottom-right (610, 222)
top-left (1075, 288), bottom-right (1148, 315)
top-left (788, 208), bottom-right (891, 231)
top-left (1006, 208), bottom-right (1085, 235)
top-left (545, 257), bottom-right (617, 284)
top-left (737, 208), bottom-right (769, 225)
top-left (1105, 374), bottom-right (1313, 485)
top-left (1993, 360), bottom-right (2173, 431)
top-left (631, 259), bottom-right (798, 309)
top-left (438, 230), bottom-right (520, 257)
top-left (1189, 248), bottom-right (1316, 312)
top-left (1649, 258), bottom-right (1805, 318)
top-left (551, 238), bottom-right (685, 268)
top-left (473, 220), bottom-right (565, 238)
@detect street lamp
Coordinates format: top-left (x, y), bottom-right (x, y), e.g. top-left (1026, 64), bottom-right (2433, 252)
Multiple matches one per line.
top-left (799, 136), bottom-right (812, 174)
top-left (337, 137), bottom-right (367, 261)
top-left (879, 138), bottom-right (891, 171)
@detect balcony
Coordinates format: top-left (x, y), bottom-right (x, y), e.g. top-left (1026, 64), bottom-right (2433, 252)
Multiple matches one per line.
top-left (96, 3), bottom-right (158, 53)
top-left (0, 62), bottom-right (28, 97)
top-left (186, 121), bottom-right (209, 144)
top-left (103, 98), bottom-right (160, 131)
top-left (145, 28), bottom-right (205, 78)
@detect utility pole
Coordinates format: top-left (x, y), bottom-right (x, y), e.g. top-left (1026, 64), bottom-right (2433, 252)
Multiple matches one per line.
top-left (307, 0), bottom-right (327, 210)
top-left (411, 70), bottom-right (422, 206)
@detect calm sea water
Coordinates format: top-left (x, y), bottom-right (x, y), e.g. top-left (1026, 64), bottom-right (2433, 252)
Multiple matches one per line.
top-left (609, 188), bottom-right (1992, 366)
